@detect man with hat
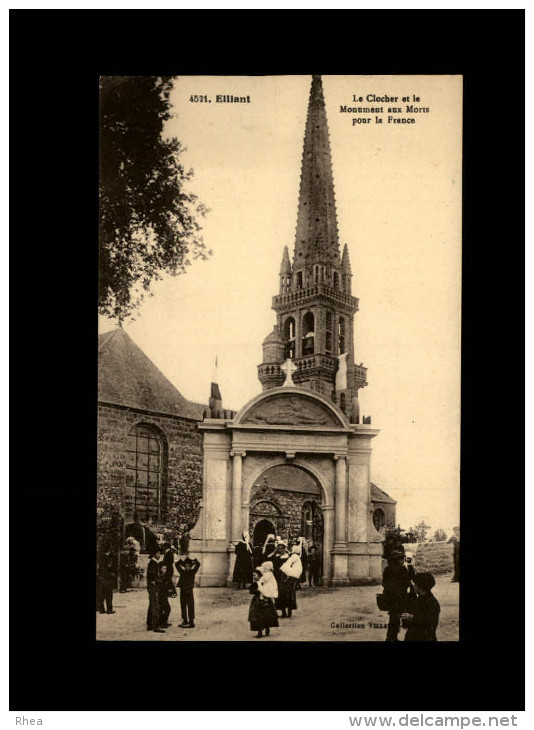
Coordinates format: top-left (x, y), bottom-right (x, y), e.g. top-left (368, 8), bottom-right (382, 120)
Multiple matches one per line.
top-left (381, 549), bottom-right (413, 641)
top-left (176, 555), bottom-right (200, 628)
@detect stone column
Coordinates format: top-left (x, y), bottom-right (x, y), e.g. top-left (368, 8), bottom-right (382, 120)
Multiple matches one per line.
top-left (321, 505), bottom-right (334, 585)
top-left (230, 451), bottom-right (245, 542)
top-left (295, 311), bottom-right (302, 358)
top-left (227, 451), bottom-right (245, 586)
top-left (334, 455), bottom-right (347, 548)
top-left (331, 454), bottom-right (349, 586)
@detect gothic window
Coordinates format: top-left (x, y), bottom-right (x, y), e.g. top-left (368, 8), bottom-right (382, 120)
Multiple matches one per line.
top-left (297, 271), bottom-right (303, 289)
top-left (340, 392), bottom-right (346, 411)
top-left (373, 508), bottom-right (386, 531)
top-left (333, 271), bottom-right (339, 289)
top-left (325, 311), bottom-right (332, 354)
top-left (302, 311), bottom-right (315, 355)
top-left (342, 273), bottom-right (347, 291)
top-left (314, 265), bottom-right (319, 284)
top-left (125, 424), bottom-right (164, 524)
top-left (284, 317), bottom-right (296, 359)
top-left (338, 317), bottom-right (345, 354)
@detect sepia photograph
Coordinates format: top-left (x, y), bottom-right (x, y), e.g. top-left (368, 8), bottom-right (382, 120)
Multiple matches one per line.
top-left (97, 73), bottom-right (462, 643)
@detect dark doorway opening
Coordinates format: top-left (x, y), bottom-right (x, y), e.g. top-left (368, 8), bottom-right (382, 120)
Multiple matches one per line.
top-left (253, 519), bottom-right (275, 547)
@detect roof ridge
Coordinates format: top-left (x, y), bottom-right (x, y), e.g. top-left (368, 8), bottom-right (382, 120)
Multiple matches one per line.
top-left (98, 327), bottom-right (121, 355)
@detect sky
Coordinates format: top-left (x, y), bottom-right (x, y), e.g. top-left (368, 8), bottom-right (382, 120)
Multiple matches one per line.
top-left (99, 74), bottom-right (462, 537)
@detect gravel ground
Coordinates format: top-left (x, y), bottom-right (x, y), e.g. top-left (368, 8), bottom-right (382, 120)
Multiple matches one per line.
top-left (96, 573), bottom-right (459, 642)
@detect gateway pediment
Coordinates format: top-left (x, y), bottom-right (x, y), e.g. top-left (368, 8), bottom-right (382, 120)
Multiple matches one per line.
top-left (236, 388), bottom-right (346, 428)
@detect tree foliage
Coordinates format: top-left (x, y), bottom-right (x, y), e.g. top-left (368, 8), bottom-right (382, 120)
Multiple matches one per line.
top-left (99, 75), bottom-right (210, 323)
top-left (411, 520), bottom-right (431, 543)
top-left (433, 528), bottom-right (448, 542)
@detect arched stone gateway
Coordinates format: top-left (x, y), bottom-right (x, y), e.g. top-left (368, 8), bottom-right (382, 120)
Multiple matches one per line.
top-left (194, 386), bottom-right (382, 586)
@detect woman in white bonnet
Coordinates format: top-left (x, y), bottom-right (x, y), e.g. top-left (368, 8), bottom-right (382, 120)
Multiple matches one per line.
top-left (248, 562), bottom-right (279, 638)
top-left (272, 540), bottom-right (298, 618)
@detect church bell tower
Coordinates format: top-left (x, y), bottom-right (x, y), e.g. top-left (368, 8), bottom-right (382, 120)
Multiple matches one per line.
top-left (258, 75), bottom-right (368, 420)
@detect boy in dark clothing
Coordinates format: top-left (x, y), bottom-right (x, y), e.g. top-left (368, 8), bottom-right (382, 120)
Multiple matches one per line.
top-left (146, 548), bottom-right (165, 633)
top-left (97, 549), bottom-right (117, 614)
top-left (382, 549), bottom-right (412, 641)
top-left (402, 572), bottom-right (440, 641)
top-left (176, 556), bottom-right (200, 628)
top-left (157, 563), bottom-right (172, 628)
top-left (307, 545), bottom-right (322, 586)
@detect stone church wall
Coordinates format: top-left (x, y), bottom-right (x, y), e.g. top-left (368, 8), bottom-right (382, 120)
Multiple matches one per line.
top-left (97, 403), bottom-right (203, 551)
top-left (275, 490), bottom-right (321, 542)
top-left (249, 486), bottom-right (321, 543)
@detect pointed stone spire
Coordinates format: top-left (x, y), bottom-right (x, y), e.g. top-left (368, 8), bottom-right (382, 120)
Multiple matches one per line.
top-left (341, 243), bottom-right (352, 272)
top-left (293, 75), bottom-right (341, 271)
top-left (279, 245), bottom-right (292, 274)
top-left (341, 243), bottom-right (352, 294)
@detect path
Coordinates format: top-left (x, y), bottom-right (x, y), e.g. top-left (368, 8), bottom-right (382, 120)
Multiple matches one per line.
top-left (96, 573), bottom-right (459, 642)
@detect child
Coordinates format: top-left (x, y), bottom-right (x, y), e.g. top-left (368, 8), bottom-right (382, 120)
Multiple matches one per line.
top-left (248, 563), bottom-right (279, 638)
top-left (156, 563), bottom-right (172, 628)
top-left (176, 556), bottom-right (200, 628)
top-left (401, 572), bottom-right (441, 641)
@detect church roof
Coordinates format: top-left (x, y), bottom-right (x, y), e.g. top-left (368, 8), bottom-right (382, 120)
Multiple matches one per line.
top-left (98, 328), bottom-right (200, 420)
top-left (293, 75), bottom-right (341, 269)
top-left (370, 483), bottom-right (397, 504)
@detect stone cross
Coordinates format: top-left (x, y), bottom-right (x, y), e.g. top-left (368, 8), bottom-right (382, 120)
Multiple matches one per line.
top-left (280, 358), bottom-right (297, 386)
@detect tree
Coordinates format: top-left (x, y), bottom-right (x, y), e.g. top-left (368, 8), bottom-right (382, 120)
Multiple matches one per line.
top-left (433, 528), bottom-right (448, 542)
top-left (99, 75), bottom-right (210, 323)
top-left (412, 520), bottom-right (431, 543)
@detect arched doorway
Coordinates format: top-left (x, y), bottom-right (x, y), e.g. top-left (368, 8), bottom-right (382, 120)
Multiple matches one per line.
top-left (248, 464), bottom-right (325, 580)
top-left (253, 519), bottom-right (275, 548)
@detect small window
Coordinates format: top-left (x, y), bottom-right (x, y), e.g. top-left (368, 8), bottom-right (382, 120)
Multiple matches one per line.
top-left (284, 317), bottom-right (296, 359)
top-left (297, 271), bottom-right (303, 289)
top-left (302, 311), bottom-right (315, 355)
top-left (373, 508), bottom-right (386, 531)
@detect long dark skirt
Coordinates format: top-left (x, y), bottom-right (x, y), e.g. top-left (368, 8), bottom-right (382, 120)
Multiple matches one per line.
top-left (233, 545), bottom-right (253, 583)
top-left (248, 594), bottom-right (279, 631)
top-left (275, 576), bottom-right (297, 611)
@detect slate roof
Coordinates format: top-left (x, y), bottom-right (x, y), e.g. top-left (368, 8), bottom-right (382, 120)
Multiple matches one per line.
top-left (98, 328), bottom-right (204, 420)
top-left (370, 482), bottom-right (397, 504)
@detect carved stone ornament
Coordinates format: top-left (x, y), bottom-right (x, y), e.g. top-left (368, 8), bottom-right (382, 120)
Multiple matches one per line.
top-left (242, 394), bottom-right (338, 426)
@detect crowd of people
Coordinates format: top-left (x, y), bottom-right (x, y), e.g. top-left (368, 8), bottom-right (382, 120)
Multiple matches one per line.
top-left (235, 532), bottom-right (311, 638)
top-left (97, 526), bottom-right (456, 641)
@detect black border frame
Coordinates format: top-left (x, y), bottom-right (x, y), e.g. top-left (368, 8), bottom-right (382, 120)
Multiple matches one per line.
top-left (9, 8), bottom-right (525, 712)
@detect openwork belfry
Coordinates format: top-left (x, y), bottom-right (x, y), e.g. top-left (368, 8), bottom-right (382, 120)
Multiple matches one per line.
top-left (191, 76), bottom-right (385, 586)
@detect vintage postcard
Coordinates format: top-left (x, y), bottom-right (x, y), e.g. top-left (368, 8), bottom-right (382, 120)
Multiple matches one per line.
top-left (97, 74), bottom-right (461, 642)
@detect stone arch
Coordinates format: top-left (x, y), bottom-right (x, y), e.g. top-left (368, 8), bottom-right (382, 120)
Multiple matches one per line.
top-left (243, 456), bottom-right (331, 507)
top-left (242, 456), bottom-right (334, 582)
